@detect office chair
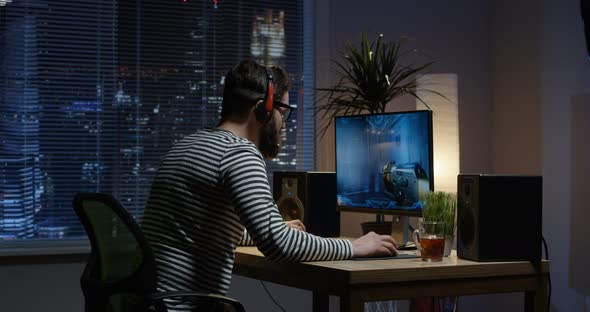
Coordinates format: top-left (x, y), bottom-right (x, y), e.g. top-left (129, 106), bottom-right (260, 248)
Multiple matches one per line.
top-left (73, 192), bottom-right (245, 312)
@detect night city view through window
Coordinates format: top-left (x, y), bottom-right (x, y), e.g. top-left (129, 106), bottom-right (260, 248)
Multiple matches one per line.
top-left (0, 0), bottom-right (313, 241)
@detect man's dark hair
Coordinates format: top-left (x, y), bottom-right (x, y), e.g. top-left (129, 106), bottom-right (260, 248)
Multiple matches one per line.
top-left (220, 60), bottom-right (291, 122)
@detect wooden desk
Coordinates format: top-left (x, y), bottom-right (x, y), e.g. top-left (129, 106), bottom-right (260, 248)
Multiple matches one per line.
top-left (233, 247), bottom-right (549, 312)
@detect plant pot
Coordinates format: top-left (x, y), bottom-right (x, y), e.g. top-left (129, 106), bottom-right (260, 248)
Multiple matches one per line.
top-left (361, 221), bottom-right (392, 235)
top-left (444, 235), bottom-right (454, 257)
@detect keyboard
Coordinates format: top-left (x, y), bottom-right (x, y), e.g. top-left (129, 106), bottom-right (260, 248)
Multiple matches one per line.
top-left (397, 242), bottom-right (417, 251)
top-left (351, 252), bottom-right (420, 261)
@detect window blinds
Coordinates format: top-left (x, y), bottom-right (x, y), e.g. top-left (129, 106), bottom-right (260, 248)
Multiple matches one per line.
top-left (0, 0), bottom-right (314, 243)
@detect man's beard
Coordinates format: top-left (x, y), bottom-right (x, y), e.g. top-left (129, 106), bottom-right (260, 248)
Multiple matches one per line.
top-left (259, 116), bottom-right (281, 159)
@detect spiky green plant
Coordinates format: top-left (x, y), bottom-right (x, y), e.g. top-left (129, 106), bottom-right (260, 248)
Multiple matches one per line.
top-left (314, 33), bottom-right (444, 138)
top-left (420, 191), bottom-right (457, 236)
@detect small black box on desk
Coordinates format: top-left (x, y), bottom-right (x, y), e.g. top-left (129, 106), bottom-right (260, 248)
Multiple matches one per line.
top-left (457, 174), bottom-right (542, 262)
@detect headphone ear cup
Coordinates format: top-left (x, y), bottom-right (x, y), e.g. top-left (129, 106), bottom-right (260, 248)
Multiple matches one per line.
top-left (255, 100), bottom-right (269, 123)
top-left (266, 82), bottom-right (274, 111)
top-left (255, 66), bottom-right (274, 124)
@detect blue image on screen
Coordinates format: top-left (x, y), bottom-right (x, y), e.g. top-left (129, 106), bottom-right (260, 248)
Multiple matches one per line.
top-left (334, 110), bottom-right (433, 214)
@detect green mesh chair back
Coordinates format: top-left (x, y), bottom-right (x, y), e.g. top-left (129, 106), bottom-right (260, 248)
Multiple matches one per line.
top-left (73, 193), bottom-right (245, 312)
top-left (74, 192), bottom-right (246, 312)
top-left (73, 192), bottom-right (158, 312)
top-left (84, 201), bottom-right (143, 281)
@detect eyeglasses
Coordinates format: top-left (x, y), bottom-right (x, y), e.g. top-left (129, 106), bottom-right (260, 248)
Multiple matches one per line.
top-left (274, 101), bottom-right (295, 122)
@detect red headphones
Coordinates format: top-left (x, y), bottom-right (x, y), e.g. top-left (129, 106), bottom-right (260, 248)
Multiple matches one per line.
top-left (255, 67), bottom-right (274, 123)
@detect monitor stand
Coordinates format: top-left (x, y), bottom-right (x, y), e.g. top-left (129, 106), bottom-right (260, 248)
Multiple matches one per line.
top-left (361, 214), bottom-right (413, 245)
top-left (390, 215), bottom-right (412, 246)
top-left (360, 214), bottom-right (416, 247)
top-left (360, 214), bottom-right (392, 235)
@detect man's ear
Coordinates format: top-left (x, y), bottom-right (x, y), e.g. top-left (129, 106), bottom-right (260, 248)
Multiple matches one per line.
top-left (251, 99), bottom-right (265, 124)
top-left (251, 99), bottom-right (263, 111)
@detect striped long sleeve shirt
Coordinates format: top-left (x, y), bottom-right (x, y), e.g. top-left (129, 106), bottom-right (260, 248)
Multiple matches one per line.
top-left (141, 128), bottom-right (353, 296)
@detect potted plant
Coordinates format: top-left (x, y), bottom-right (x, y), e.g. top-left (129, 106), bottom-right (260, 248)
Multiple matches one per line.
top-left (421, 191), bottom-right (457, 256)
top-left (314, 32), bottom-right (443, 138)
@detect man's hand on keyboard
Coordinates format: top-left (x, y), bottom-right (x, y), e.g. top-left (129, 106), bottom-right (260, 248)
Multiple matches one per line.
top-left (351, 232), bottom-right (398, 257)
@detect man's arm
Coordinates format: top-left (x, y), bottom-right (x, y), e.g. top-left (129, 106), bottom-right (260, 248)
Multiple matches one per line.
top-left (238, 220), bottom-right (304, 246)
top-left (238, 229), bottom-right (254, 246)
top-left (220, 146), bottom-right (353, 262)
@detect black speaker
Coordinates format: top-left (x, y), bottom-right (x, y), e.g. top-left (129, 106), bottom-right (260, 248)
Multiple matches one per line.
top-left (457, 174), bottom-right (542, 262)
top-left (273, 171), bottom-right (340, 237)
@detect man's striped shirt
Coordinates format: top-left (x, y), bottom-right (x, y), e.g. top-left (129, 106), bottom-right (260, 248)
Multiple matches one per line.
top-left (141, 128), bottom-right (353, 296)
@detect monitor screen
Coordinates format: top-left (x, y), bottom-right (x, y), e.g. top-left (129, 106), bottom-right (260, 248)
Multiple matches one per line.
top-left (334, 110), bottom-right (434, 216)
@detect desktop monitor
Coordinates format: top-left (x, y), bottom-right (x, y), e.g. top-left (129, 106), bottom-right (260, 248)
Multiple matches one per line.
top-left (334, 110), bottom-right (434, 217)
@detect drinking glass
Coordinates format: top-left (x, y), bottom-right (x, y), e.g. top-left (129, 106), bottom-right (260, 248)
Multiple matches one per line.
top-left (412, 221), bottom-right (446, 262)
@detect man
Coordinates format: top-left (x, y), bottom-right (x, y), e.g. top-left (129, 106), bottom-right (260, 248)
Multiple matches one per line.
top-left (142, 60), bottom-right (397, 303)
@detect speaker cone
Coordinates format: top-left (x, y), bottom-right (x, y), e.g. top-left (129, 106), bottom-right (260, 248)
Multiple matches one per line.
top-left (459, 199), bottom-right (475, 250)
top-left (276, 196), bottom-right (305, 221)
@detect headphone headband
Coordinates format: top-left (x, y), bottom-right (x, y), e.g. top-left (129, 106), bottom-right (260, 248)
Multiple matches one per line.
top-left (255, 66), bottom-right (275, 123)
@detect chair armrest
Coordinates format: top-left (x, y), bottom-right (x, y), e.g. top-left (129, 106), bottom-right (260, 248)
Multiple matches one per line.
top-left (148, 291), bottom-right (245, 312)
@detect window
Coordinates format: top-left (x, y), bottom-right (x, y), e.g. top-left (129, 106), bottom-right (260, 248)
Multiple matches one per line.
top-left (0, 0), bottom-right (315, 243)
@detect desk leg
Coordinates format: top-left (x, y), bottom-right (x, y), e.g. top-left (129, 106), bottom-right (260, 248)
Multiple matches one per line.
top-left (313, 293), bottom-right (329, 312)
top-left (525, 275), bottom-right (549, 312)
top-left (341, 291), bottom-right (364, 312)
